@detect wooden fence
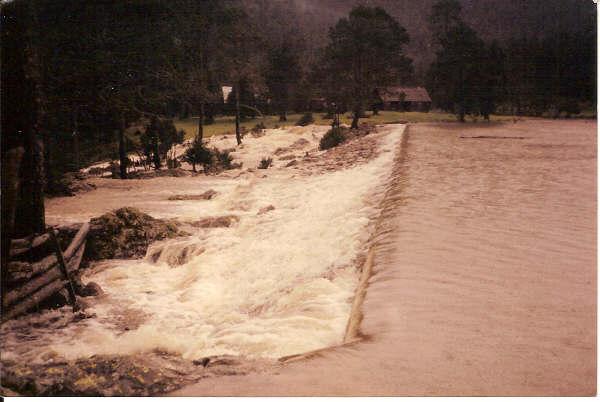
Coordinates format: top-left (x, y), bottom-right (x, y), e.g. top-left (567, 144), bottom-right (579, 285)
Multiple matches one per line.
top-left (2, 222), bottom-right (90, 322)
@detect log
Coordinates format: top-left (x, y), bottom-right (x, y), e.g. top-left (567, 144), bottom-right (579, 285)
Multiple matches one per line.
top-left (2, 223), bottom-right (90, 309)
top-left (9, 232), bottom-right (53, 260)
top-left (2, 242), bottom-right (87, 318)
top-left (63, 222), bottom-right (90, 258)
top-left (2, 279), bottom-right (69, 322)
top-left (28, 253), bottom-right (59, 277)
top-left (10, 232), bottom-right (50, 251)
top-left (2, 242), bottom-right (86, 321)
top-left (68, 239), bottom-right (86, 272)
top-left (3, 256), bottom-right (63, 309)
top-left (5, 261), bottom-right (34, 283)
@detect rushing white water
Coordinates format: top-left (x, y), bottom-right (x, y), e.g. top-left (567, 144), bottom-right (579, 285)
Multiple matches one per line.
top-left (2, 125), bottom-right (405, 363)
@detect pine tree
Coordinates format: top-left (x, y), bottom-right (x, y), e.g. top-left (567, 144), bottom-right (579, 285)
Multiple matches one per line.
top-left (320, 6), bottom-right (412, 129)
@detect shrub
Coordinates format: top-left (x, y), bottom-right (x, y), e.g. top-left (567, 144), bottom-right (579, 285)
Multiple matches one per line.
top-left (183, 137), bottom-right (211, 172)
top-left (141, 118), bottom-right (184, 170)
top-left (214, 148), bottom-right (234, 170)
top-left (88, 167), bottom-right (105, 176)
top-left (296, 112), bottom-right (314, 126)
top-left (251, 122), bottom-right (266, 133)
top-left (258, 157), bottom-right (273, 169)
top-left (319, 127), bottom-right (347, 150)
top-left (167, 158), bottom-right (181, 169)
top-left (109, 161), bottom-right (120, 178)
top-left (559, 98), bottom-right (581, 118)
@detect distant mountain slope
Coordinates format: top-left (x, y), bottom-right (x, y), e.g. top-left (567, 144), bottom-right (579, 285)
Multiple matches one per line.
top-left (242, 0), bottom-right (596, 77)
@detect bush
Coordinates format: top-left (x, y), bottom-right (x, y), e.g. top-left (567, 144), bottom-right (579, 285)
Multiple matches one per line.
top-left (141, 117), bottom-right (184, 170)
top-left (214, 148), bottom-right (234, 170)
top-left (558, 98), bottom-right (581, 118)
top-left (258, 157), bottom-right (273, 169)
top-left (183, 137), bottom-right (211, 172)
top-left (319, 127), bottom-right (347, 150)
top-left (184, 140), bottom-right (242, 174)
top-left (251, 122), bottom-right (266, 133)
top-left (109, 161), bottom-right (120, 178)
top-left (296, 112), bottom-right (314, 126)
top-left (167, 158), bottom-right (181, 169)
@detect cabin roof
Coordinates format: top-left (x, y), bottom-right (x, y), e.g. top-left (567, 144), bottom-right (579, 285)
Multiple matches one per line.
top-left (377, 86), bottom-right (431, 103)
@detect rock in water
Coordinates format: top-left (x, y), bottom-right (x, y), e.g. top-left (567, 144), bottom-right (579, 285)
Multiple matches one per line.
top-left (38, 289), bottom-right (70, 310)
top-left (191, 215), bottom-right (240, 228)
top-left (167, 189), bottom-right (217, 201)
top-left (49, 172), bottom-right (97, 197)
top-left (86, 207), bottom-right (181, 261)
top-left (80, 282), bottom-right (104, 297)
top-left (0, 353), bottom-right (206, 396)
top-left (257, 205), bottom-right (275, 215)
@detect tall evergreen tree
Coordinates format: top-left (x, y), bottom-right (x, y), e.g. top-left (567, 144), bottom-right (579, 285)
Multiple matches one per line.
top-left (265, 40), bottom-right (302, 121)
top-left (320, 6), bottom-right (412, 129)
top-left (477, 42), bottom-right (506, 120)
top-left (167, 0), bottom-right (238, 141)
top-left (426, 0), bottom-right (490, 121)
top-left (221, 7), bottom-right (262, 145)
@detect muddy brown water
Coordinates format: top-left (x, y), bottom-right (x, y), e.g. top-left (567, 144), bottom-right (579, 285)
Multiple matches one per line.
top-left (173, 119), bottom-right (596, 396)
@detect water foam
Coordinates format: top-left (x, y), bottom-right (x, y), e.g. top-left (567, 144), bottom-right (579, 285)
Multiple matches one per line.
top-left (3, 125), bottom-right (405, 362)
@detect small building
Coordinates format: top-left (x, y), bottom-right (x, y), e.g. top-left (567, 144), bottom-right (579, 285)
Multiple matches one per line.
top-left (373, 86), bottom-right (432, 112)
top-left (221, 86), bottom-right (233, 102)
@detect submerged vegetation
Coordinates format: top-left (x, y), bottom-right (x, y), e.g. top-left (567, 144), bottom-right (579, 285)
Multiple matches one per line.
top-left (86, 207), bottom-right (182, 261)
top-left (319, 127), bottom-right (348, 150)
top-left (295, 112), bottom-right (315, 127)
top-left (258, 157), bottom-right (273, 169)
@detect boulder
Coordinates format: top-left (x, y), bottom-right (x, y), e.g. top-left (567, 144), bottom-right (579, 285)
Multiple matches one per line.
top-left (0, 353), bottom-right (205, 396)
top-left (38, 289), bottom-right (70, 310)
top-left (80, 282), bottom-right (104, 297)
top-left (48, 172), bottom-right (96, 197)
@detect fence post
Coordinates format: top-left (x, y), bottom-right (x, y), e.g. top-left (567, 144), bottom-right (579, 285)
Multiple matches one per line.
top-left (47, 228), bottom-right (78, 311)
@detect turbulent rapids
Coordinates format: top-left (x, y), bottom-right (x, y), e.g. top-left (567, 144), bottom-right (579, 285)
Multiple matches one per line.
top-left (1, 125), bottom-right (406, 368)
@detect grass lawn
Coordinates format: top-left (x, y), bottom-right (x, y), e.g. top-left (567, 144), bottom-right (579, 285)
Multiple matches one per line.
top-left (173, 111), bottom-right (515, 140)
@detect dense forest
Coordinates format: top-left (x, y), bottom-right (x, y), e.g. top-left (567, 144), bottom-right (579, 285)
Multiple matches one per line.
top-left (1, 0), bottom-right (596, 245)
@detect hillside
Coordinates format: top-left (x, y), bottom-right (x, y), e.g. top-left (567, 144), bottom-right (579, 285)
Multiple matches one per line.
top-left (242, 0), bottom-right (597, 77)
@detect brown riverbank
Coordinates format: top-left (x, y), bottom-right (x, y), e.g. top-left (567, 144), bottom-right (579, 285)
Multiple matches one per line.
top-left (172, 119), bottom-right (596, 396)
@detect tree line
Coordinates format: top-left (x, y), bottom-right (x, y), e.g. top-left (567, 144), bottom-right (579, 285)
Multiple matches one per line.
top-left (426, 0), bottom-right (595, 122)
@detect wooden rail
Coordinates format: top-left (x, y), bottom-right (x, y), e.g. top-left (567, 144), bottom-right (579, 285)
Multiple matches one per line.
top-left (2, 222), bottom-right (90, 322)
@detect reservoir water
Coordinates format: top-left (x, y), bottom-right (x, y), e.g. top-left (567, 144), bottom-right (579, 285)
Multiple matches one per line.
top-left (174, 119), bottom-right (597, 396)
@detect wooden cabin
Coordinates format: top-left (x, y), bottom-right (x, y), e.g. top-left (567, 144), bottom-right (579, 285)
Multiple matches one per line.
top-left (373, 86), bottom-right (432, 112)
